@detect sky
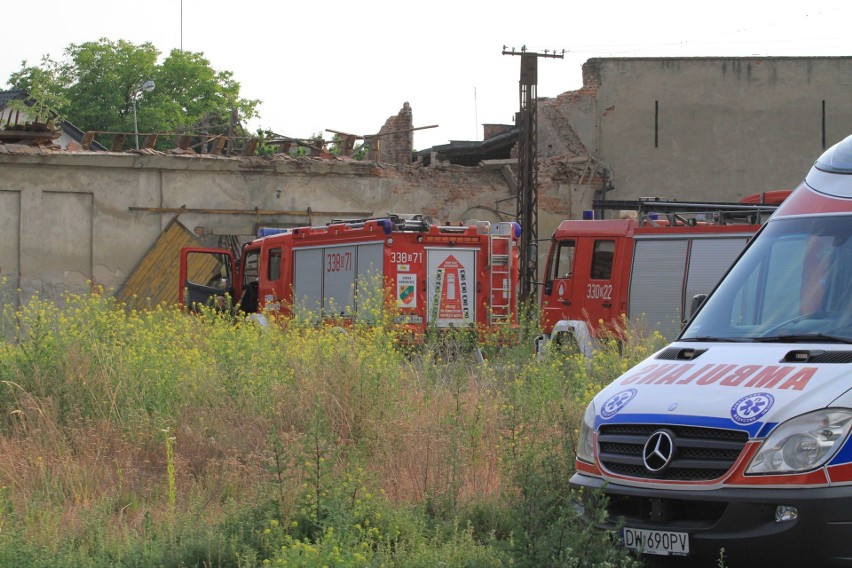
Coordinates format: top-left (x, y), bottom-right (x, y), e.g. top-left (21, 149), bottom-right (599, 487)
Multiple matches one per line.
top-left (1, 1), bottom-right (850, 150)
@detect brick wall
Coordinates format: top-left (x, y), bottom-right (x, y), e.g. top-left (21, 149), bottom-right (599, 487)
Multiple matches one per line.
top-left (377, 102), bottom-right (413, 165)
top-left (483, 123), bottom-right (514, 140)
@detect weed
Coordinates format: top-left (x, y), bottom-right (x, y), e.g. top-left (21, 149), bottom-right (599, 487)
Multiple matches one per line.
top-left (0, 290), bottom-right (666, 566)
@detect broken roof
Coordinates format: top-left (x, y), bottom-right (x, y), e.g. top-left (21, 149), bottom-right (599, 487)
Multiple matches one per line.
top-left (415, 126), bottom-right (518, 167)
top-left (0, 89), bottom-right (106, 150)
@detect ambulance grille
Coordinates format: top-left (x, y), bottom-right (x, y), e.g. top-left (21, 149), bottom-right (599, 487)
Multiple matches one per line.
top-left (597, 424), bottom-right (748, 481)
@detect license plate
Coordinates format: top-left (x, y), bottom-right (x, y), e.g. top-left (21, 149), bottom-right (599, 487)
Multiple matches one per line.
top-left (621, 527), bottom-right (689, 556)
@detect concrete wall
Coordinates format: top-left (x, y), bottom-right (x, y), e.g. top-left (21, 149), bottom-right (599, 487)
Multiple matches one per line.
top-left (3, 56), bottom-right (850, 306)
top-left (0, 150), bottom-right (521, 305)
top-left (540, 57), bottom-right (852, 203)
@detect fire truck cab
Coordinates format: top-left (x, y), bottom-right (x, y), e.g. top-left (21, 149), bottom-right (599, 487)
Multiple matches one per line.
top-left (179, 215), bottom-right (520, 337)
top-left (538, 198), bottom-right (781, 356)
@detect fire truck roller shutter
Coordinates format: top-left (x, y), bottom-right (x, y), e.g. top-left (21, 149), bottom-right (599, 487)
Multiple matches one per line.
top-left (628, 238), bottom-right (689, 340)
top-left (294, 248), bottom-right (324, 322)
top-left (684, 237), bottom-right (750, 321)
top-left (323, 245), bottom-right (358, 317)
top-left (293, 243), bottom-right (385, 322)
top-left (354, 243), bottom-right (384, 320)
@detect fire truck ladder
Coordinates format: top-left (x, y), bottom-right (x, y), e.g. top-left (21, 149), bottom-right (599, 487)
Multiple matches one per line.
top-left (592, 197), bottom-right (780, 226)
top-left (329, 213), bottom-right (431, 232)
top-left (488, 231), bottom-right (514, 326)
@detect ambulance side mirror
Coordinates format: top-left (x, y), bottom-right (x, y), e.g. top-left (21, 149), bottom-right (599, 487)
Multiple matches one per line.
top-left (689, 294), bottom-right (708, 318)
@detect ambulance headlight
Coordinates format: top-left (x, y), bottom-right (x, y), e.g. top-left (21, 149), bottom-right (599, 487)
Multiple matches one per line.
top-left (576, 401), bottom-right (596, 464)
top-left (747, 409), bottom-right (852, 474)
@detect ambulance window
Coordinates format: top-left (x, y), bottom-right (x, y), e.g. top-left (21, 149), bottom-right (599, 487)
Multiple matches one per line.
top-left (591, 240), bottom-right (614, 280)
top-left (268, 248), bottom-right (282, 281)
top-left (548, 240), bottom-right (576, 281)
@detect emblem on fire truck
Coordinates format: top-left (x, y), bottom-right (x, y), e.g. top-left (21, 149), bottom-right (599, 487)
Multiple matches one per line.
top-left (396, 274), bottom-right (417, 308)
top-left (431, 253), bottom-right (474, 327)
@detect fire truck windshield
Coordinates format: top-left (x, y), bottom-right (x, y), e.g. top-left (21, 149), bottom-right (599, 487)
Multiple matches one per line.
top-left (681, 214), bottom-right (852, 342)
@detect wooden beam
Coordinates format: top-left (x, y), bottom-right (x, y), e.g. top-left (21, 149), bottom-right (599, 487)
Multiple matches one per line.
top-left (242, 138), bottom-right (259, 156)
top-left (142, 133), bottom-right (159, 149)
top-left (110, 134), bottom-right (126, 152)
top-left (81, 131), bottom-right (96, 150)
top-left (128, 206), bottom-right (374, 217)
top-left (211, 136), bottom-right (226, 155)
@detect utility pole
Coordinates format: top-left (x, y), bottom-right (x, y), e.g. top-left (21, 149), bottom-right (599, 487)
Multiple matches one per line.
top-left (502, 46), bottom-right (564, 305)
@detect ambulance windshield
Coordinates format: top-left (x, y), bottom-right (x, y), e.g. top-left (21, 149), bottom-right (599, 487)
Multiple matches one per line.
top-left (682, 214), bottom-right (852, 343)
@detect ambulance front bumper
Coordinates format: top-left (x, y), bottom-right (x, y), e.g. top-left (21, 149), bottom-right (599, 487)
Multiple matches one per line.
top-left (571, 471), bottom-right (852, 567)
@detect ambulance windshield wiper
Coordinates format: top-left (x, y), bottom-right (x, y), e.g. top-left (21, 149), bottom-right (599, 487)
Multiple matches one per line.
top-left (679, 336), bottom-right (752, 343)
top-left (754, 333), bottom-right (852, 344)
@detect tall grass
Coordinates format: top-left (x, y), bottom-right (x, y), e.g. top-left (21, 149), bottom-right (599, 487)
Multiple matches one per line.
top-left (0, 289), bottom-right (662, 567)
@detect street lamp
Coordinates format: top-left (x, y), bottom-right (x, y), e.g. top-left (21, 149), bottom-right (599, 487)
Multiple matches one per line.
top-left (131, 80), bottom-right (155, 149)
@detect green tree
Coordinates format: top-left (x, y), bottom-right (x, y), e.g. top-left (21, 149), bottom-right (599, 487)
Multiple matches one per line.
top-left (6, 38), bottom-right (259, 138)
top-left (3, 55), bottom-right (70, 124)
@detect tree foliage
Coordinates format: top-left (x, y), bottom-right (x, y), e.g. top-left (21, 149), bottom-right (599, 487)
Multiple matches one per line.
top-left (6, 38), bottom-right (259, 137)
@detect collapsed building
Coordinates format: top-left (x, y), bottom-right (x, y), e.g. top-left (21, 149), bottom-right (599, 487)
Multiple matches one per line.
top-left (0, 56), bottom-right (850, 307)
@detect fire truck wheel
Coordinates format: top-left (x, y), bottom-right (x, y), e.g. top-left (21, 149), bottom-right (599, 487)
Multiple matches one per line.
top-left (245, 313), bottom-right (269, 329)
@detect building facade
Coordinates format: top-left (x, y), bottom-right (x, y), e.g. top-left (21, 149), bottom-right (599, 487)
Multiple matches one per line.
top-left (1, 57), bottom-right (851, 305)
top-left (539, 57), bottom-right (852, 205)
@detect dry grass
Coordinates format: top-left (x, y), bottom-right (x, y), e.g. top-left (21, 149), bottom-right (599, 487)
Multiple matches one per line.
top-left (0, 291), bottom-right (654, 566)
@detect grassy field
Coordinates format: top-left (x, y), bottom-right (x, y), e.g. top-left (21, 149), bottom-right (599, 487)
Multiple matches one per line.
top-left (0, 289), bottom-right (665, 567)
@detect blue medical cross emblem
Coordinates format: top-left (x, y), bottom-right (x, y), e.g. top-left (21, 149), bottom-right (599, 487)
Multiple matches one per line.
top-left (601, 389), bottom-right (637, 419)
top-left (731, 392), bottom-right (774, 424)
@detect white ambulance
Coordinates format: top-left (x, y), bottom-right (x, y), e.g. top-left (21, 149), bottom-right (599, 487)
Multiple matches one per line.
top-left (571, 134), bottom-right (852, 566)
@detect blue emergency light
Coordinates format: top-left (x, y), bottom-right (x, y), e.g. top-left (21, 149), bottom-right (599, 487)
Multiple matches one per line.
top-left (257, 227), bottom-right (290, 237)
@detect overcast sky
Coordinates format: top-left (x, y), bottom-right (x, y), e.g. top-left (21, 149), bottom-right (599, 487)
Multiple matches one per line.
top-left (2, 1), bottom-right (850, 150)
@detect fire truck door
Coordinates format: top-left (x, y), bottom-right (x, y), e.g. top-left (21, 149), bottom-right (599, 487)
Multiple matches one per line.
top-left (576, 239), bottom-right (617, 327)
top-left (239, 248), bottom-right (260, 313)
top-left (542, 239), bottom-right (576, 332)
top-left (179, 248), bottom-right (237, 311)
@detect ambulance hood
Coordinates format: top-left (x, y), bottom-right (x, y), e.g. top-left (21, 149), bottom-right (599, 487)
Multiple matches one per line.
top-left (592, 342), bottom-right (852, 438)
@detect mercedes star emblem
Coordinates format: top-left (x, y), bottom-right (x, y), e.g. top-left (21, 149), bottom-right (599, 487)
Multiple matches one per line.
top-left (643, 430), bottom-right (675, 473)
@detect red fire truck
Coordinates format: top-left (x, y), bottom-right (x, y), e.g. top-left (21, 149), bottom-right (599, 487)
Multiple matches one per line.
top-left (536, 196), bottom-right (787, 356)
top-left (179, 214), bottom-right (520, 337)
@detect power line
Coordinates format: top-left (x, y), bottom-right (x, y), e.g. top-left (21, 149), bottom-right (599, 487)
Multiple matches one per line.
top-left (502, 45), bottom-right (564, 304)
